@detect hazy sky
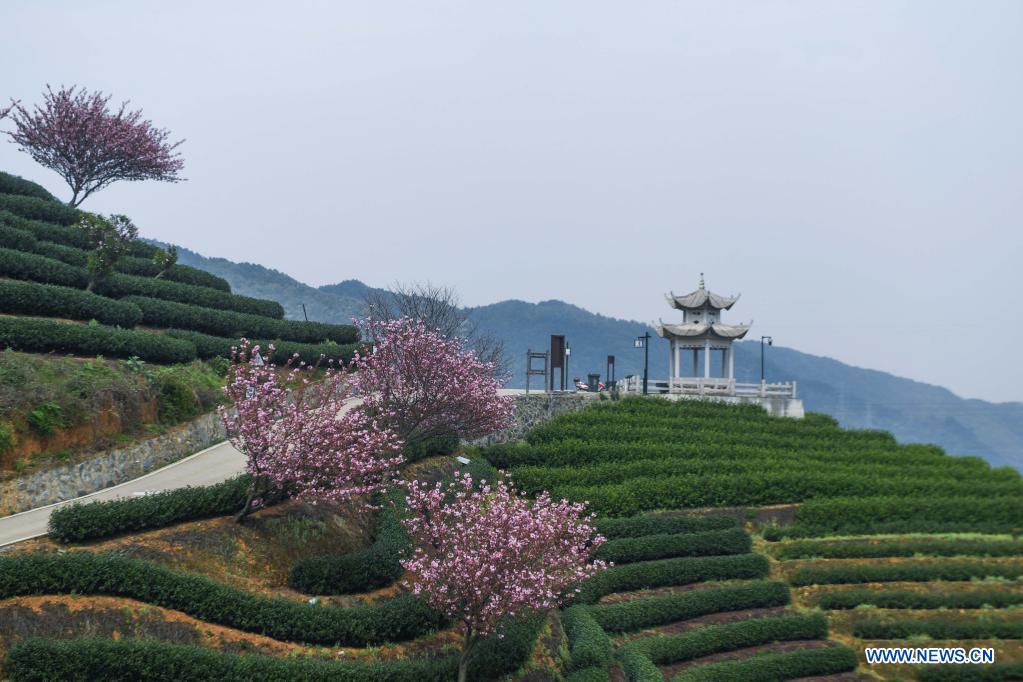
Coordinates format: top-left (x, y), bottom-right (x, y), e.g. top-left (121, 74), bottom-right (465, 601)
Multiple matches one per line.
top-left (3, 2), bottom-right (1021, 402)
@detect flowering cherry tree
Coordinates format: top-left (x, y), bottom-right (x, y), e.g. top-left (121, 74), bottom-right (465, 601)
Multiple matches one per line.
top-left (4, 85), bottom-right (184, 206)
top-left (402, 474), bottom-right (606, 682)
top-left (352, 317), bottom-right (515, 453)
top-left (220, 340), bottom-right (404, 522)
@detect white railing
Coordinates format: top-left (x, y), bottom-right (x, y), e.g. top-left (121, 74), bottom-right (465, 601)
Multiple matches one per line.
top-left (616, 376), bottom-right (797, 399)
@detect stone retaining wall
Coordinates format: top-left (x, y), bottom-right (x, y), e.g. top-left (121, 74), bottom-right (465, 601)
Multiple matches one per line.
top-left (469, 392), bottom-right (598, 448)
top-left (0, 412), bottom-right (226, 515)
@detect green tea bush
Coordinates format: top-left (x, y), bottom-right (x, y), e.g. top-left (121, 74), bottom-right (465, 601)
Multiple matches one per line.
top-left (0, 172), bottom-right (57, 201)
top-left (0, 222), bottom-right (37, 251)
top-left (818, 588), bottom-right (1023, 610)
top-left (5, 637), bottom-right (458, 682)
top-left (0, 280), bottom-right (143, 327)
top-left (791, 560), bottom-right (1023, 586)
top-left (594, 527), bottom-right (751, 564)
top-left (125, 296), bottom-right (358, 344)
top-left (0, 192), bottom-right (80, 224)
top-left (113, 255), bottom-right (231, 291)
top-left (0, 209), bottom-right (92, 248)
top-left (917, 661), bottom-right (1023, 681)
top-left (289, 503), bottom-right (406, 594)
top-left (97, 273), bottom-right (283, 318)
top-left (566, 668), bottom-right (612, 682)
top-left (594, 514), bottom-right (737, 540)
top-left (0, 317), bottom-right (195, 363)
top-left (0, 247), bottom-right (88, 287)
top-left (854, 616), bottom-right (1023, 640)
top-left (778, 496), bottom-right (1023, 538)
top-left (48, 476), bottom-right (252, 542)
top-left (774, 537), bottom-right (1023, 560)
top-left (166, 329), bottom-right (359, 366)
top-left (562, 605), bottom-right (612, 672)
top-left (0, 553), bottom-right (444, 646)
top-left (621, 613), bottom-right (828, 665)
top-left (669, 645), bottom-right (858, 682)
top-left (589, 580), bottom-right (790, 633)
top-left (26, 401), bottom-right (63, 436)
top-left (576, 553), bottom-right (769, 604)
top-left (617, 647), bottom-right (661, 682)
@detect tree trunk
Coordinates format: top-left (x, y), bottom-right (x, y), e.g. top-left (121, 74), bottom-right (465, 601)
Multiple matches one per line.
top-left (234, 482), bottom-right (258, 523)
top-left (457, 630), bottom-right (475, 682)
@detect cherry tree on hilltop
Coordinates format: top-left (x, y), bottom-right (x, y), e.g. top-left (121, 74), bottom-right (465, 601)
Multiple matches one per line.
top-left (352, 317), bottom-right (515, 453)
top-left (4, 85), bottom-right (184, 206)
top-left (220, 340), bottom-right (404, 522)
top-left (402, 474), bottom-right (606, 682)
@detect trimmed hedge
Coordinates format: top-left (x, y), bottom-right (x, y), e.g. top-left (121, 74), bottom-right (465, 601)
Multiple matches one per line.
top-left (669, 646), bottom-right (858, 682)
top-left (594, 527), bottom-right (751, 564)
top-left (818, 587), bottom-right (1023, 610)
top-left (0, 280), bottom-right (142, 327)
top-left (0, 246), bottom-right (88, 287)
top-left (0, 222), bottom-right (37, 251)
top-left (774, 496), bottom-right (1023, 538)
top-left (114, 254), bottom-right (231, 291)
top-left (0, 209), bottom-right (92, 249)
top-left (854, 616), bottom-right (1023, 640)
top-left (589, 580), bottom-right (790, 633)
top-left (563, 605), bottom-right (612, 672)
top-left (126, 296), bottom-right (358, 344)
top-left (594, 514), bottom-right (737, 540)
top-left (773, 537), bottom-right (1023, 560)
top-left (622, 613), bottom-right (828, 665)
top-left (917, 661), bottom-right (1023, 682)
top-left (566, 668), bottom-right (612, 682)
top-left (289, 502), bottom-right (406, 594)
top-left (98, 273), bottom-right (283, 318)
top-left (0, 552), bottom-right (443, 646)
top-left (0, 192), bottom-right (80, 224)
top-left (576, 553), bottom-right (770, 604)
top-left (5, 638), bottom-right (456, 682)
top-left (167, 329), bottom-right (360, 366)
top-left (48, 476), bottom-right (251, 543)
top-left (0, 172), bottom-right (56, 201)
top-left (617, 647), bottom-right (661, 682)
top-left (791, 560), bottom-right (1023, 586)
top-left (0, 317), bottom-right (196, 363)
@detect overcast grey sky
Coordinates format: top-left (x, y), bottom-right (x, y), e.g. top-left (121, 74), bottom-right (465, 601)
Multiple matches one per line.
top-left (3, 1), bottom-right (1020, 402)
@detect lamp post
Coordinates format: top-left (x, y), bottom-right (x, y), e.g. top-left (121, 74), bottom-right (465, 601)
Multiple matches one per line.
top-left (760, 336), bottom-right (773, 383)
top-left (634, 332), bottom-right (651, 395)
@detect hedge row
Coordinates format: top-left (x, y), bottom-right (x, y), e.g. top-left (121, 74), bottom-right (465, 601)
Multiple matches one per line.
top-left (48, 476), bottom-right (252, 543)
top-left (562, 605), bottom-right (612, 672)
top-left (5, 638), bottom-right (455, 682)
top-left (0, 216), bottom-right (230, 290)
top-left (0, 317), bottom-right (196, 363)
top-left (0, 552), bottom-right (443, 646)
top-left (594, 527), bottom-right (751, 564)
top-left (589, 580), bottom-right (790, 633)
top-left (0, 192), bottom-right (80, 224)
top-left (594, 514), bottom-right (737, 540)
top-left (669, 645), bottom-right (858, 682)
top-left (770, 496), bottom-right (1023, 539)
top-left (0, 246), bottom-right (88, 287)
top-left (917, 661), bottom-right (1023, 682)
top-left (818, 587), bottom-right (1023, 610)
top-left (167, 329), bottom-right (360, 366)
top-left (0, 209), bottom-right (91, 248)
top-left (791, 560), bottom-right (1023, 586)
top-left (0, 280), bottom-right (142, 327)
top-left (773, 537), bottom-right (1023, 560)
top-left (5, 621), bottom-right (544, 682)
top-left (617, 647), bottom-right (661, 682)
top-left (0, 172), bottom-right (56, 201)
top-left (621, 613), bottom-right (828, 666)
top-left (566, 668), bottom-right (612, 682)
top-left (289, 501), bottom-right (406, 594)
top-left (98, 272), bottom-right (282, 318)
top-left (126, 296), bottom-right (358, 344)
top-left (854, 616), bottom-right (1023, 640)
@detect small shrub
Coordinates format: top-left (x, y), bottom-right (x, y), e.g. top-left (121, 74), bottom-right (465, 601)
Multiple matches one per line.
top-left (26, 401), bottom-right (63, 436)
top-left (563, 605), bottom-right (612, 671)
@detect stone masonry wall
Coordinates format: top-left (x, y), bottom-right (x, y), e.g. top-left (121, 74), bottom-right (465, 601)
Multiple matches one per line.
top-left (0, 411), bottom-right (226, 515)
top-left (469, 392), bottom-right (598, 448)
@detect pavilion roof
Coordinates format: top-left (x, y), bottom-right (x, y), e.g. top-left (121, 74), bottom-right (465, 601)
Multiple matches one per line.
top-left (666, 288), bottom-right (740, 311)
top-left (656, 321), bottom-right (751, 340)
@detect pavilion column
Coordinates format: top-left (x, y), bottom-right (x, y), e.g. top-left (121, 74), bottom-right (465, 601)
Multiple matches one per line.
top-left (674, 342), bottom-right (681, 380)
top-left (728, 345), bottom-right (735, 379)
top-left (703, 339), bottom-right (710, 378)
top-left (692, 349), bottom-right (698, 376)
top-left (720, 347), bottom-right (726, 378)
top-left (669, 340), bottom-right (676, 379)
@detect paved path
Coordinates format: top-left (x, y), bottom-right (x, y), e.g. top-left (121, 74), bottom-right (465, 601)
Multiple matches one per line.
top-left (0, 440), bottom-right (246, 548)
top-left (0, 388), bottom-right (535, 548)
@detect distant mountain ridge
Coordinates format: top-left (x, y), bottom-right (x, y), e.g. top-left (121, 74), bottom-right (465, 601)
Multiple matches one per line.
top-left (160, 242), bottom-right (1022, 471)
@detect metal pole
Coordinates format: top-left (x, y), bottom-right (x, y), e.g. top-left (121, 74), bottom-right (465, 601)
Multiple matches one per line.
top-left (642, 332), bottom-right (650, 395)
top-left (301, 303), bottom-right (309, 322)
